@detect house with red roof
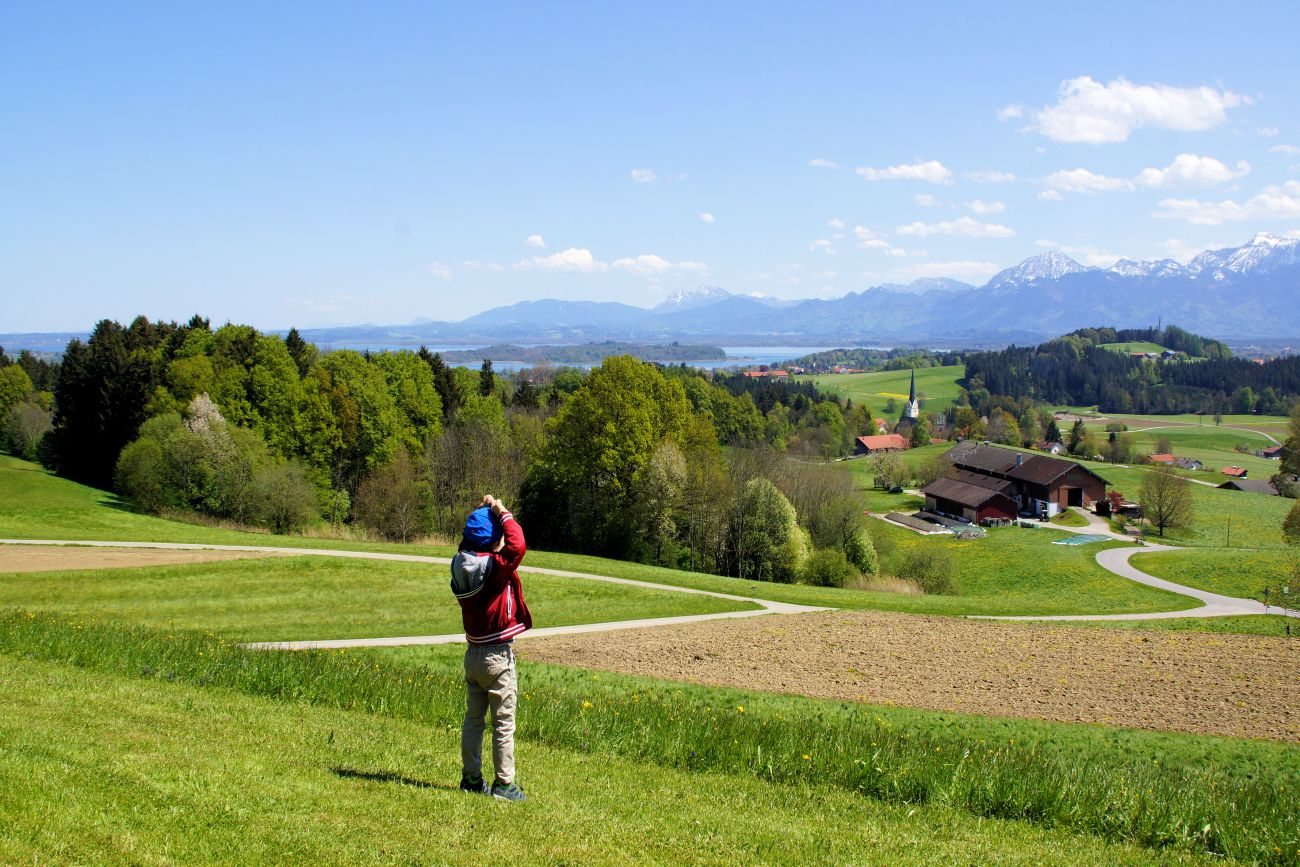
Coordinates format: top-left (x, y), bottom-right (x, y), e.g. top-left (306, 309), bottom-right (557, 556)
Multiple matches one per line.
top-left (1221, 465), bottom-right (1248, 478)
top-left (854, 433), bottom-right (907, 454)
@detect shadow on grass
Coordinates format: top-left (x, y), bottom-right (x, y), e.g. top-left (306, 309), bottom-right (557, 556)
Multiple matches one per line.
top-left (331, 766), bottom-right (455, 791)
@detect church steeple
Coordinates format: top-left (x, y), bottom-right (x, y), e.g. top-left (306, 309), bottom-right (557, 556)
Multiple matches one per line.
top-left (902, 368), bottom-right (920, 420)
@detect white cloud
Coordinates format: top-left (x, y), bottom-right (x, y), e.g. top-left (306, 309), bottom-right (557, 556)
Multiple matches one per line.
top-left (827, 217), bottom-right (846, 229)
top-left (525, 234), bottom-right (546, 248)
top-left (997, 104), bottom-right (1025, 121)
top-left (612, 254), bottom-right (674, 274)
top-left (1258, 127), bottom-right (1280, 137)
top-left (699, 212), bottom-right (716, 224)
top-left (428, 262), bottom-right (452, 280)
top-left (1153, 180), bottom-right (1300, 224)
top-left (1038, 189), bottom-right (1064, 201)
top-left (855, 159), bottom-right (953, 184)
top-left (915, 193), bottom-right (940, 207)
top-left (1159, 238), bottom-right (1222, 263)
top-left (1134, 154), bottom-right (1250, 188)
top-left (1022, 76), bottom-right (1245, 143)
top-left (1270, 144), bottom-right (1300, 156)
top-left (809, 157), bottom-right (841, 169)
top-left (810, 238), bottom-right (836, 253)
top-left (630, 168), bottom-right (656, 183)
top-left (965, 170), bottom-right (1017, 183)
top-left (1044, 168), bottom-right (1133, 193)
top-left (853, 226), bottom-right (890, 250)
top-left (966, 199), bottom-right (1005, 215)
top-left (517, 247), bottom-right (608, 272)
top-left (462, 260), bottom-right (505, 273)
top-left (896, 216), bottom-right (1016, 238)
top-left (896, 261), bottom-right (1002, 281)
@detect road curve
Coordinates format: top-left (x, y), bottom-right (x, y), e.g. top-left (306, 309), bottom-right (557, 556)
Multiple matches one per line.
top-left (0, 539), bottom-right (829, 649)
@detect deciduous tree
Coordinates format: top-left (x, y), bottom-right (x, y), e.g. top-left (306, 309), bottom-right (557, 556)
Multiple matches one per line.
top-left (1139, 466), bottom-right (1194, 537)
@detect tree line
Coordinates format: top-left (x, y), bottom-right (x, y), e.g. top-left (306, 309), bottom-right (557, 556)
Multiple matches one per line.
top-left (962, 328), bottom-right (1299, 415)
top-left (12, 316), bottom-right (887, 587)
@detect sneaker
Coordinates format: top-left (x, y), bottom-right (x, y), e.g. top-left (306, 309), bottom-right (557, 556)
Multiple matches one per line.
top-left (490, 781), bottom-right (526, 802)
top-left (459, 775), bottom-right (488, 794)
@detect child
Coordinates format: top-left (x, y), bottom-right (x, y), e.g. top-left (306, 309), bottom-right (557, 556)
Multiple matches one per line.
top-left (449, 494), bottom-right (531, 801)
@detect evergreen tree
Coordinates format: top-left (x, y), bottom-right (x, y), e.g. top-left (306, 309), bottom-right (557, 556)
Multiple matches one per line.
top-left (479, 358), bottom-right (496, 397)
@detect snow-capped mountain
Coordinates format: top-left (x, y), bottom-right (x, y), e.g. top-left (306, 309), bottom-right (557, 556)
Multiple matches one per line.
top-left (874, 277), bottom-right (976, 295)
top-left (985, 251), bottom-right (1093, 291)
top-left (653, 285), bottom-right (734, 312)
top-left (1186, 232), bottom-right (1300, 280)
top-left (1107, 258), bottom-right (1185, 278)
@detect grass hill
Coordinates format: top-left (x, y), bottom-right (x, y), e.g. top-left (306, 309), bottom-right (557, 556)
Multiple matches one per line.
top-left (800, 365), bottom-right (964, 415)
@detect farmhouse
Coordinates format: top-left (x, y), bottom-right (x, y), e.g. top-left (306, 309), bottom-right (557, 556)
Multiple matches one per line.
top-left (946, 441), bottom-right (1108, 517)
top-left (1174, 457), bottom-right (1204, 471)
top-left (1218, 478), bottom-right (1280, 496)
top-left (855, 433), bottom-right (907, 454)
top-left (1149, 453), bottom-right (1176, 465)
top-left (1262, 445), bottom-right (1287, 460)
top-left (1221, 465), bottom-right (1248, 478)
top-left (921, 477), bottom-right (1018, 524)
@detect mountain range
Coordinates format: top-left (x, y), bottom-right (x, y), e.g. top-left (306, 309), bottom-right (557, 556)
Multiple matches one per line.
top-left (4, 234), bottom-right (1297, 352)
top-left (291, 233), bottom-right (1298, 347)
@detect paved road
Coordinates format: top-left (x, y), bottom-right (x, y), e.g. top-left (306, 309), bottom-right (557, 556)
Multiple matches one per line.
top-left (978, 510), bottom-right (1300, 621)
top-left (5, 535), bottom-right (1294, 640)
top-left (0, 538), bottom-right (829, 649)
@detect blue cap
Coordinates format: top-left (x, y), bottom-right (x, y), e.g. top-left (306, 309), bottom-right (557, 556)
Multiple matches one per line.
top-left (463, 506), bottom-right (501, 551)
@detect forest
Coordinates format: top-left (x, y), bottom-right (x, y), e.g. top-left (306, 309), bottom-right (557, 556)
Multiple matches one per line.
top-left (962, 326), bottom-right (1299, 415)
top-left (0, 316), bottom-right (882, 588)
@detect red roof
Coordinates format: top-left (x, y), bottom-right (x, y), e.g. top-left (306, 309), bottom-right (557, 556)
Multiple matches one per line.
top-left (1221, 465), bottom-right (1247, 477)
top-left (856, 434), bottom-right (907, 451)
top-left (1150, 453), bottom-right (1176, 463)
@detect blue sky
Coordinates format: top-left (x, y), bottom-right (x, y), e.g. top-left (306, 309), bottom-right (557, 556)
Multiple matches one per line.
top-left (4, 1), bottom-right (1299, 331)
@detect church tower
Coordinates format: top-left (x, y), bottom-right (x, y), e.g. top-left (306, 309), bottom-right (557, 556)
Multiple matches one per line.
top-left (902, 368), bottom-right (920, 420)
top-left (894, 368), bottom-right (921, 439)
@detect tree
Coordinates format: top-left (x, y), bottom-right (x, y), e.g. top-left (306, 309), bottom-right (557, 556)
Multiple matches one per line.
top-left (916, 450), bottom-right (955, 487)
top-left (511, 376), bottom-right (539, 409)
top-left (0, 365), bottom-right (33, 436)
top-left (479, 359), bottom-right (496, 398)
top-left (540, 356), bottom-right (691, 554)
top-left (1283, 499), bottom-right (1300, 546)
top-left (353, 449), bottom-right (433, 542)
top-left (284, 327), bottom-right (315, 378)
top-left (802, 548), bottom-right (856, 587)
top-left (1067, 419), bottom-right (1086, 454)
top-left (1043, 415), bottom-right (1062, 444)
top-left (421, 349), bottom-right (464, 421)
top-left (909, 414), bottom-right (931, 448)
top-left (5, 401), bottom-right (52, 460)
top-left (1139, 466), bottom-right (1194, 537)
top-left (870, 450), bottom-right (910, 489)
top-left (729, 477), bottom-right (808, 583)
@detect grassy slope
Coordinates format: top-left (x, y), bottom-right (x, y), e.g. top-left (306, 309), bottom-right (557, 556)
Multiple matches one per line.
top-left (1098, 342), bottom-right (1170, 354)
top-left (4, 658), bottom-right (1198, 867)
top-left (1088, 463), bottom-right (1292, 549)
top-left (1135, 549), bottom-right (1298, 603)
top-left (0, 557), bottom-right (755, 642)
top-left (802, 365), bottom-right (964, 414)
top-left (0, 456), bottom-right (1186, 617)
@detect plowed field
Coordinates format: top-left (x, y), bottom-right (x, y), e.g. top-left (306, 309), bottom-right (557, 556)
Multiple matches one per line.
top-left (523, 610), bottom-right (1300, 742)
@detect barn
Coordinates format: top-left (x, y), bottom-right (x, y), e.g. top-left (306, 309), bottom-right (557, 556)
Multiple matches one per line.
top-left (921, 477), bottom-right (1019, 523)
top-left (855, 433), bottom-right (907, 455)
top-left (947, 442), bottom-right (1108, 518)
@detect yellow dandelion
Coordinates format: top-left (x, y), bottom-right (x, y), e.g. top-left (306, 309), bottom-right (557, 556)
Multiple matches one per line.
top-left (802, 754), bottom-right (811, 761)
top-left (581, 700), bottom-right (593, 710)
top-left (736, 705), bottom-right (745, 714)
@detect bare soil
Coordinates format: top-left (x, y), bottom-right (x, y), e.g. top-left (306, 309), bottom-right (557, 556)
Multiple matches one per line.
top-left (523, 610), bottom-right (1300, 742)
top-left (0, 545), bottom-right (280, 573)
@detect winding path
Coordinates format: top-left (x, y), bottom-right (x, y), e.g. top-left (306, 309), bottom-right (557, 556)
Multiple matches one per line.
top-left (0, 539), bottom-right (829, 649)
top-left (3, 532), bottom-right (1295, 644)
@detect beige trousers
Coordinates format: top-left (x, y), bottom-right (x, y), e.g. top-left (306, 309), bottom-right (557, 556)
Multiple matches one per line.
top-left (461, 642), bottom-right (517, 785)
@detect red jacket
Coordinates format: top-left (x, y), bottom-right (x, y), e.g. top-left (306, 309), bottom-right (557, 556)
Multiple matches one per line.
top-left (449, 511), bottom-right (532, 644)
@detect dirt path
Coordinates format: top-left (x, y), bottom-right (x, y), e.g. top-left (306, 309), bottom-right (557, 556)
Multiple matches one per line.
top-left (522, 609), bottom-right (1300, 742)
top-left (0, 544), bottom-right (282, 573)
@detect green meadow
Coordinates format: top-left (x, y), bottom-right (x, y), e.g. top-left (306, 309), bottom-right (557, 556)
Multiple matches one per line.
top-left (0, 556), bottom-right (756, 643)
top-left (1098, 341), bottom-right (1171, 354)
top-left (3, 612), bottom-right (1295, 866)
top-left (801, 365), bottom-right (964, 415)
